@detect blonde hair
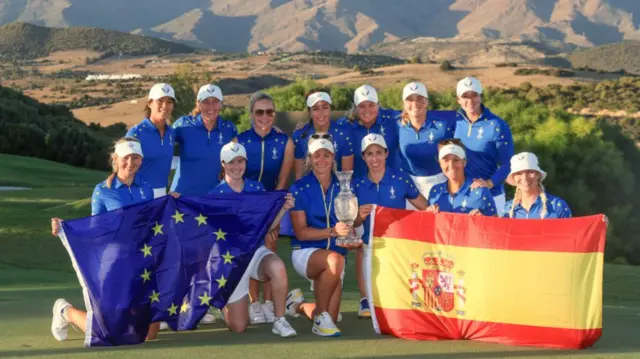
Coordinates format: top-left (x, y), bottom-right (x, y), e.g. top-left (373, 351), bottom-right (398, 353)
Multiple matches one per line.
top-left (105, 137), bottom-right (141, 189)
top-left (508, 180), bottom-right (548, 219)
top-left (400, 109), bottom-right (411, 126)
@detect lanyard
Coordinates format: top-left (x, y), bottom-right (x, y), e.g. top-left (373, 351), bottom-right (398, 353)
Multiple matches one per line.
top-left (319, 181), bottom-right (335, 229)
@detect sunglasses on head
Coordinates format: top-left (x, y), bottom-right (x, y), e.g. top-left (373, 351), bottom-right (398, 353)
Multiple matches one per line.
top-left (254, 109), bottom-right (275, 117)
top-left (310, 133), bottom-right (332, 140)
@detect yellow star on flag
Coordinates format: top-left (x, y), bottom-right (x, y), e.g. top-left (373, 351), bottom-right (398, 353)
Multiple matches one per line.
top-left (140, 268), bottom-right (151, 283)
top-left (222, 250), bottom-right (234, 264)
top-left (149, 290), bottom-right (160, 303)
top-left (195, 213), bottom-right (208, 227)
top-left (180, 301), bottom-right (190, 313)
top-left (167, 303), bottom-right (178, 316)
top-left (152, 222), bottom-right (164, 236)
top-left (213, 228), bottom-right (227, 241)
top-left (198, 292), bottom-right (212, 306)
top-left (216, 275), bottom-right (228, 288)
top-left (171, 210), bottom-right (185, 224)
top-left (141, 243), bottom-right (153, 258)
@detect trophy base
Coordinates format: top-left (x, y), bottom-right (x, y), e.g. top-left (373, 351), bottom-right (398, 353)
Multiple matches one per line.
top-left (335, 235), bottom-right (359, 246)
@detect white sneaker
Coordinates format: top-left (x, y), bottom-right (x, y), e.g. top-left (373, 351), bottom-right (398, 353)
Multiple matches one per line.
top-left (272, 317), bottom-right (297, 338)
top-left (312, 311), bottom-right (341, 337)
top-left (337, 313), bottom-right (343, 323)
top-left (159, 322), bottom-right (169, 331)
top-left (200, 307), bottom-right (216, 324)
top-left (249, 302), bottom-right (267, 324)
top-left (51, 298), bottom-right (71, 341)
top-left (262, 300), bottom-right (275, 323)
top-left (285, 288), bottom-right (304, 317)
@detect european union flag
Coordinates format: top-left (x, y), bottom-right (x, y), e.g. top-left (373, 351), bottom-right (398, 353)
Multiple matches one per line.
top-left (59, 191), bottom-right (286, 347)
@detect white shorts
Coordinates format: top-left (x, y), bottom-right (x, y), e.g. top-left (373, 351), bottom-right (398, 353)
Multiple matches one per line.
top-left (291, 248), bottom-right (345, 291)
top-left (407, 173), bottom-right (447, 210)
top-left (493, 193), bottom-right (506, 217)
top-left (153, 188), bottom-right (167, 199)
top-left (228, 245), bottom-right (275, 303)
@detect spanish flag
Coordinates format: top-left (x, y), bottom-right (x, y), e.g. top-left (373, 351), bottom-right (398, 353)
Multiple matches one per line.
top-left (366, 207), bottom-right (606, 349)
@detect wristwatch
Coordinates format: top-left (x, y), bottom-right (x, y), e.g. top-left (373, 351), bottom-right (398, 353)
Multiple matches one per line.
top-left (328, 227), bottom-right (337, 237)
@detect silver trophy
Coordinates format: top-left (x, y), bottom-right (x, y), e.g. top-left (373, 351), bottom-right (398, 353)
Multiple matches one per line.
top-left (334, 170), bottom-right (359, 245)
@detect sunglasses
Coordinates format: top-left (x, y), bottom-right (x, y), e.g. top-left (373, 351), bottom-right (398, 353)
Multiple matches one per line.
top-left (254, 109), bottom-right (275, 117)
top-left (310, 133), bottom-right (333, 140)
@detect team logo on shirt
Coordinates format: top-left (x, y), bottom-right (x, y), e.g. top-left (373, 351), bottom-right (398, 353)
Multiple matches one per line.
top-left (218, 133), bottom-right (224, 145)
top-left (140, 188), bottom-right (147, 200)
top-left (476, 127), bottom-right (484, 139)
top-left (407, 252), bottom-right (467, 314)
top-left (461, 199), bottom-right (468, 209)
top-left (389, 186), bottom-right (397, 199)
top-left (272, 147), bottom-right (278, 160)
top-left (169, 135), bottom-right (173, 146)
top-left (380, 126), bottom-right (386, 136)
top-left (427, 131), bottom-right (435, 144)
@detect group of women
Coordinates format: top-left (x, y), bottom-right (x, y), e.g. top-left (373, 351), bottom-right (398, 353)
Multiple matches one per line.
top-left (49, 76), bottom-right (572, 343)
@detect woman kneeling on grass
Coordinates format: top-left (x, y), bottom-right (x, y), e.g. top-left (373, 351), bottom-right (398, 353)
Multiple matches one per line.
top-left (49, 137), bottom-right (175, 342)
top-left (210, 142), bottom-right (297, 338)
top-left (286, 135), bottom-right (362, 337)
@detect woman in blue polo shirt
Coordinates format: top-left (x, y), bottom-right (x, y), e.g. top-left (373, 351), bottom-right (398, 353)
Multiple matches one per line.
top-left (171, 84), bottom-right (238, 196)
top-left (397, 82), bottom-right (456, 209)
top-left (286, 137), bottom-right (361, 337)
top-left (353, 134), bottom-right (428, 318)
top-left (454, 76), bottom-right (514, 216)
top-left (126, 83), bottom-right (177, 198)
top-left (292, 89), bottom-right (354, 180)
top-left (426, 139), bottom-right (497, 216)
top-left (49, 137), bottom-right (161, 342)
top-left (209, 142), bottom-right (298, 338)
top-left (237, 91), bottom-right (294, 325)
top-left (503, 152), bottom-right (572, 219)
top-left (336, 84), bottom-right (401, 178)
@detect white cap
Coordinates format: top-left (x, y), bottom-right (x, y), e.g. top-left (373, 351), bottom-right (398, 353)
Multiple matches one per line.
top-left (148, 83), bottom-right (177, 102)
top-left (506, 152), bottom-right (547, 186)
top-left (308, 138), bottom-right (335, 155)
top-left (197, 84), bottom-right (223, 102)
top-left (354, 85), bottom-right (379, 106)
top-left (115, 140), bottom-right (143, 158)
top-left (220, 142), bottom-right (247, 163)
top-left (402, 82), bottom-right (428, 100)
top-left (438, 144), bottom-right (466, 160)
top-left (361, 133), bottom-right (387, 153)
top-left (456, 76), bottom-right (483, 97)
top-left (306, 92), bottom-right (332, 108)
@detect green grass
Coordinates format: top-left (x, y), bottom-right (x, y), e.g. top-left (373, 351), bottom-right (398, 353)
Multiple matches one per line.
top-left (1, 154), bottom-right (640, 358)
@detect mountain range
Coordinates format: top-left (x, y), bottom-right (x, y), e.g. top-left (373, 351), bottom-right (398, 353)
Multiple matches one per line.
top-left (1, 0), bottom-right (639, 53)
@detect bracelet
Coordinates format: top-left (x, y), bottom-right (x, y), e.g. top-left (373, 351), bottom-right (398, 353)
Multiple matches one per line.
top-left (328, 227), bottom-right (336, 237)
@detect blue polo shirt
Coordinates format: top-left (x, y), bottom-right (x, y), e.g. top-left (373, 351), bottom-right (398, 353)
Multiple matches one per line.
top-left (454, 106), bottom-right (514, 197)
top-left (209, 178), bottom-right (265, 194)
top-left (397, 110), bottom-right (456, 177)
top-left (238, 128), bottom-right (289, 191)
top-left (171, 114), bottom-right (238, 196)
top-left (91, 175), bottom-right (154, 215)
top-left (428, 178), bottom-right (497, 216)
top-left (354, 167), bottom-right (420, 244)
top-left (337, 108), bottom-right (401, 178)
top-left (292, 121), bottom-right (353, 171)
top-left (289, 173), bottom-right (347, 256)
top-left (503, 194), bottom-right (572, 219)
top-left (126, 118), bottom-right (175, 189)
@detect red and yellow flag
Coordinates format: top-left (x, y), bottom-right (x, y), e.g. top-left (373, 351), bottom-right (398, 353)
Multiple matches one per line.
top-left (366, 207), bottom-right (606, 349)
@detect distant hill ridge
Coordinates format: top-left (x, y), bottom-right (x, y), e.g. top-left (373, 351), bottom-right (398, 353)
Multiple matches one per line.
top-left (0, 22), bottom-right (197, 60)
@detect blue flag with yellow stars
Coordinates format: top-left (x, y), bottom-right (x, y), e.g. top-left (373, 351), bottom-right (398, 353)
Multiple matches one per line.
top-left (59, 191), bottom-right (286, 347)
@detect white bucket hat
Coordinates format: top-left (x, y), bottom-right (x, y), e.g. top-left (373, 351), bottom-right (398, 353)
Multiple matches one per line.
top-left (307, 92), bottom-right (332, 108)
top-left (361, 133), bottom-right (387, 153)
top-left (197, 84), bottom-right (223, 102)
top-left (149, 83), bottom-right (177, 102)
top-left (506, 152), bottom-right (547, 186)
top-left (354, 85), bottom-right (379, 106)
top-left (438, 144), bottom-right (466, 160)
top-left (115, 140), bottom-right (143, 158)
top-left (220, 142), bottom-right (247, 163)
top-left (456, 76), bottom-right (483, 97)
top-left (402, 82), bottom-right (428, 101)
